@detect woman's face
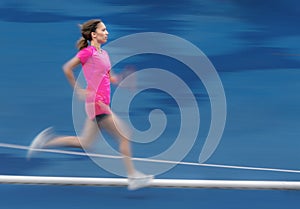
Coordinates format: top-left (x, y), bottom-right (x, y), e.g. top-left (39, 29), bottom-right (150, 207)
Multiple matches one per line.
top-left (92, 22), bottom-right (109, 44)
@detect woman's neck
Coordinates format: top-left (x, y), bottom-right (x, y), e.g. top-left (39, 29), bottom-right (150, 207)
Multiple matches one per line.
top-left (91, 41), bottom-right (101, 51)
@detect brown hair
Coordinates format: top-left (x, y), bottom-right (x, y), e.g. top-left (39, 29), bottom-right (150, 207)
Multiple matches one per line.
top-left (76, 19), bottom-right (102, 50)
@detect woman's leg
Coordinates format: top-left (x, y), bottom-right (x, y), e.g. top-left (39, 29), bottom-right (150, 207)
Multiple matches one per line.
top-left (97, 113), bottom-right (136, 176)
top-left (45, 118), bottom-right (99, 149)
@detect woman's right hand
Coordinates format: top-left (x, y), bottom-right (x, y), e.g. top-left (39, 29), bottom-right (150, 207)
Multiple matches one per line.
top-left (75, 88), bottom-right (89, 100)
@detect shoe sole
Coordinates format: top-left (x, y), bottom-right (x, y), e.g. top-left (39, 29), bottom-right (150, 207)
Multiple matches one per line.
top-left (128, 176), bottom-right (154, 190)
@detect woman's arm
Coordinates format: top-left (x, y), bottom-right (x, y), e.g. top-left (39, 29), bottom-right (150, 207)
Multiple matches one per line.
top-left (62, 56), bottom-right (81, 89)
top-left (110, 66), bottom-right (137, 90)
top-left (110, 70), bottom-right (119, 84)
top-left (62, 56), bottom-right (88, 100)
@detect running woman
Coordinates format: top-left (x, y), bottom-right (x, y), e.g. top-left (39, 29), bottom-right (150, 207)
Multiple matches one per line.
top-left (27, 19), bottom-right (153, 190)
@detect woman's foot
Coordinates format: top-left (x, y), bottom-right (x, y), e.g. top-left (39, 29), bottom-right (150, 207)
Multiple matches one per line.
top-left (127, 170), bottom-right (154, 190)
top-left (27, 127), bottom-right (54, 160)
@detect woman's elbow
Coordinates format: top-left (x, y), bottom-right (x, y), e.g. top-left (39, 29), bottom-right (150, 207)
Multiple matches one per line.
top-left (62, 63), bottom-right (71, 74)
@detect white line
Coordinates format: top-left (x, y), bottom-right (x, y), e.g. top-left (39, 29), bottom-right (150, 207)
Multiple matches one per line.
top-left (1, 175), bottom-right (300, 190)
top-left (1, 142), bottom-right (300, 174)
top-left (0, 142), bottom-right (121, 159)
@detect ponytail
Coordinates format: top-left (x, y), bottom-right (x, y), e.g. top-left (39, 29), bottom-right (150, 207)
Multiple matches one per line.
top-left (77, 37), bottom-right (88, 50)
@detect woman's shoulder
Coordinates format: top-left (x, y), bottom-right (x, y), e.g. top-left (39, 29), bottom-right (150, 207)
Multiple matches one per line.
top-left (102, 49), bottom-right (110, 56)
top-left (79, 45), bottom-right (95, 54)
top-left (77, 46), bottom-right (96, 57)
top-left (77, 46), bottom-right (95, 64)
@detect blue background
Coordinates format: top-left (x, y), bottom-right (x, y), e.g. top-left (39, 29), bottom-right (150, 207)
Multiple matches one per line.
top-left (0, 0), bottom-right (300, 208)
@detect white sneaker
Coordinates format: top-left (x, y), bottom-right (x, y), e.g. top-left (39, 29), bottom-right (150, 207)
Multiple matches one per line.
top-left (128, 170), bottom-right (154, 190)
top-left (27, 127), bottom-right (54, 160)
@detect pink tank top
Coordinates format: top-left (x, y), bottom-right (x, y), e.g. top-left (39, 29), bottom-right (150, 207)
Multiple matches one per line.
top-left (76, 46), bottom-right (112, 119)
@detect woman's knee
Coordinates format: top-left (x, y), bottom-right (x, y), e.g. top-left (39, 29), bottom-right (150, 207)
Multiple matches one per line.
top-left (78, 137), bottom-right (92, 149)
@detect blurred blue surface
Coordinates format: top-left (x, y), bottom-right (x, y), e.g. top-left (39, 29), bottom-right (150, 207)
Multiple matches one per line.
top-left (0, 0), bottom-right (300, 208)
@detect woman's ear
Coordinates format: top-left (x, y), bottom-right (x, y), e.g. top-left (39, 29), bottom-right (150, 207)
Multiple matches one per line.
top-left (91, 31), bottom-right (96, 38)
